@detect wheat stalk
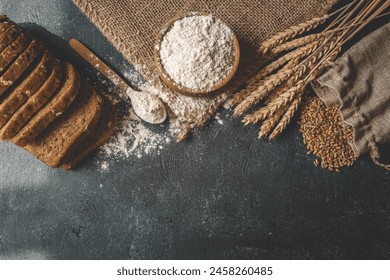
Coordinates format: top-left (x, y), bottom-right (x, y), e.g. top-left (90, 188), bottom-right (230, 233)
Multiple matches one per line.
top-left (271, 31), bottom-right (335, 54)
top-left (233, 62), bottom-right (295, 116)
top-left (258, 105), bottom-right (289, 138)
top-left (262, 81), bottom-right (305, 117)
top-left (233, 38), bottom-right (329, 106)
top-left (241, 34), bottom-right (340, 124)
top-left (231, 42), bottom-right (316, 106)
top-left (258, 14), bottom-right (330, 54)
top-left (233, 38), bottom-right (326, 114)
top-left (264, 78), bottom-right (295, 105)
top-left (268, 93), bottom-right (304, 140)
top-left (243, 81), bottom-right (305, 125)
top-left (233, 0), bottom-right (389, 140)
top-left (254, 53), bottom-right (326, 138)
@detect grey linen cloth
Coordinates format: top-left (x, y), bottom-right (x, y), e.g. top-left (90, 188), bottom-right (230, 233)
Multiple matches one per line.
top-left (312, 23), bottom-right (390, 170)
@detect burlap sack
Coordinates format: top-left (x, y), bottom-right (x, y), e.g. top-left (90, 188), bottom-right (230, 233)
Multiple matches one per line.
top-left (312, 23), bottom-right (390, 170)
top-left (72, 0), bottom-right (336, 135)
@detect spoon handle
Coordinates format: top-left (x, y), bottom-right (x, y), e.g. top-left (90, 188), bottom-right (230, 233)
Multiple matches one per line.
top-left (69, 38), bottom-right (129, 92)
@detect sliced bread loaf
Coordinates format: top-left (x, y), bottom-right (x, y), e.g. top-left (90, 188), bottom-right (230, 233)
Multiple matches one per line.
top-left (0, 58), bottom-right (62, 140)
top-left (61, 95), bottom-right (117, 170)
top-left (13, 62), bottom-right (81, 147)
top-left (25, 84), bottom-right (103, 168)
top-left (0, 39), bottom-right (44, 97)
top-left (0, 51), bottom-right (54, 128)
top-left (0, 33), bottom-right (30, 73)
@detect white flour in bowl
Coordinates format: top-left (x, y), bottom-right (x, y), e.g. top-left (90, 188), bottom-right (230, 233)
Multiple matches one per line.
top-left (156, 14), bottom-right (235, 91)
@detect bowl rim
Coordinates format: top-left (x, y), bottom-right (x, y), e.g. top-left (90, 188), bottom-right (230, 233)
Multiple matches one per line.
top-left (153, 12), bottom-right (241, 96)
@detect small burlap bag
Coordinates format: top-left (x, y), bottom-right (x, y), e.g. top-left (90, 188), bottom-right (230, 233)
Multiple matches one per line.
top-left (312, 23), bottom-right (390, 170)
top-left (72, 0), bottom-right (336, 136)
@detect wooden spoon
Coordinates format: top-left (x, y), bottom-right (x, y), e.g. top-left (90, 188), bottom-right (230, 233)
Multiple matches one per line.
top-left (69, 39), bottom-right (167, 124)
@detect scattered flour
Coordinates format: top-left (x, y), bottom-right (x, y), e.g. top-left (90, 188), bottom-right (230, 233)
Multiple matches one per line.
top-left (100, 161), bottom-right (109, 172)
top-left (85, 65), bottom-right (180, 171)
top-left (97, 99), bottom-right (179, 171)
top-left (215, 114), bottom-right (224, 125)
top-left (157, 14), bottom-right (235, 91)
top-left (92, 59), bottom-right (226, 171)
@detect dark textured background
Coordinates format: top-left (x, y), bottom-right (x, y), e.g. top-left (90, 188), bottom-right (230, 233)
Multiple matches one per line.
top-left (0, 0), bottom-right (389, 260)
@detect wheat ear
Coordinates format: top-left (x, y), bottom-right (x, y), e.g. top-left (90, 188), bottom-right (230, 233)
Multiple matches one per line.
top-left (265, 46), bottom-right (335, 132)
top-left (233, 63), bottom-right (294, 116)
top-left (243, 81), bottom-right (306, 124)
top-left (258, 14), bottom-right (329, 54)
top-left (240, 36), bottom-right (338, 124)
top-left (242, 77), bottom-right (294, 126)
top-left (233, 39), bottom-right (324, 106)
top-left (233, 40), bottom-right (321, 115)
top-left (271, 31), bottom-right (334, 54)
top-left (275, 46), bottom-right (337, 133)
top-left (268, 92), bottom-right (304, 140)
top-left (264, 78), bottom-right (295, 105)
top-left (232, 38), bottom-right (325, 105)
top-left (258, 103), bottom-right (290, 138)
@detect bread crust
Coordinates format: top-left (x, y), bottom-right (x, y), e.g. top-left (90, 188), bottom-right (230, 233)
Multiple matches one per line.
top-left (0, 22), bottom-right (20, 53)
top-left (61, 94), bottom-right (117, 170)
top-left (0, 57), bottom-right (62, 140)
top-left (0, 51), bottom-right (54, 129)
top-left (13, 62), bottom-right (81, 147)
top-left (0, 39), bottom-right (44, 97)
top-left (25, 83), bottom-right (103, 168)
top-left (0, 33), bottom-right (30, 74)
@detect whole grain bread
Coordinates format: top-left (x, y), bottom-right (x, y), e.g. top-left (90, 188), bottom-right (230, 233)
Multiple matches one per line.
top-left (0, 16), bottom-right (117, 169)
top-left (0, 51), bottom-right (54, 128)
top-left (0, 39), bottom-right (43, 97)
top-left (0, 21), bottom-right (13, 35)
top-left (0, 59), bottom-right (62, 140)
top-left (0, 15), bottom-right (8, 23)
top-left (0, 33), bottom-right (30, 73)
top-left (61, 94), bottom-right (117, 170)
top-left (25, 84), bottom-right (103, 168)
top-left (13, 62), bottom-right (81, 147)
top-left (0, 23), bottom-right (20, 53)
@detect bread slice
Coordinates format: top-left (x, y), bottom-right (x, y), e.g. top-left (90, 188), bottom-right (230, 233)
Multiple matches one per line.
top-left (0, 23), bottom-right (20, 52)
top-left (0, 51), bottom-right (54, 128)
top-left (0, 39), bottom-right (43, 97)
top-left (61, 95), bottom-right (117, 170)
top-left (0, 33), bottom-right (30, 73)
top-left (25, 84), bottom-right (103, 168)
top-left (0, 15), bottom-right (9, 23)
top-left (13, 62), bottom-right (81, 147)
top-left (0, 20), bottom-right (13, 34)
top-left (0, 58), bottom-right (62, 140)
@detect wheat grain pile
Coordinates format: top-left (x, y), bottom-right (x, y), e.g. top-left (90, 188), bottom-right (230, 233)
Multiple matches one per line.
top-left (299, 96), bottom-right (357, 172)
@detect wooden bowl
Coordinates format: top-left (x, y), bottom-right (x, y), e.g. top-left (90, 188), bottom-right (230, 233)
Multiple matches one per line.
top-left (153, 13), bottom-right (240, 96)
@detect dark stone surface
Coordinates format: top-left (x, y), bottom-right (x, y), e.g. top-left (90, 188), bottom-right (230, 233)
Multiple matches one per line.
top-left (0, 0), bottom-right (389, 260)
